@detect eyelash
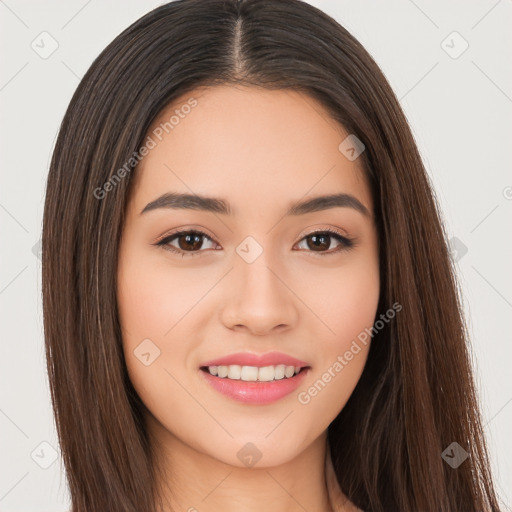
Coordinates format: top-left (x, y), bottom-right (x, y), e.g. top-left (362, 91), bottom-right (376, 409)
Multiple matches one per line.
top-left (154, 228), bottom-right (356, 258)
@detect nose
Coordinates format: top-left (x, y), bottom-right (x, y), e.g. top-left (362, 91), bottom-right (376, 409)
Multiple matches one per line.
top-left (220, 252), bottom-right (299, 336)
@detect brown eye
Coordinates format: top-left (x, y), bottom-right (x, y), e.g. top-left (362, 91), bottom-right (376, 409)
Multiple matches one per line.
top-left (175, 232), bottom-right (205, 251)
top-left (296, 230), bottom-right (354, 254)
top-left (306, 233), bottom-right (330, 251)
top-left (156, 230), bottom-right (218, 256)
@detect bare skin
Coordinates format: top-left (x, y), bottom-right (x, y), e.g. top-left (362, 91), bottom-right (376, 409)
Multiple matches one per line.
top-left (117, 85), bottom-right (379, 512)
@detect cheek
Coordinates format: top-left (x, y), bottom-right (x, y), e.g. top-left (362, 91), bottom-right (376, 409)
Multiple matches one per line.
top-left (330, 267), bottom-right (380, 342)
top-left (116, 252), bottom-right (207, 443)
top-left (295, 251), bottom-right (380, 346)
top-left (117, 249), bottom-right (215, 340)
top-left (294, 253), bottom-right (379, 414)
top-left (116, 246), bottom-right (227, 416)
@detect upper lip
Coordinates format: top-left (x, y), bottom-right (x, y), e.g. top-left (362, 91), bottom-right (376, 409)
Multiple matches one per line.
top-left (201, 351), bottom-right (310, 368)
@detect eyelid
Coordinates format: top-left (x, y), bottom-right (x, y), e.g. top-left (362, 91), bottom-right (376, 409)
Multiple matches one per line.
top-left (296, 224), bottom-right (350, 241)
top-left (154, 225), bottom-right (356, 257)
top-left (293, 226), bottom-right (356, 254)
top-left (153, 225), bottom-right (218, 246)
top-left (155, 224), bottom-right (351, 244)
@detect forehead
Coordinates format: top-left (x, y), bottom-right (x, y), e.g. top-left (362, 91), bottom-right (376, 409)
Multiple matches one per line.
top-left (131, 85), bottom-right (372, 215)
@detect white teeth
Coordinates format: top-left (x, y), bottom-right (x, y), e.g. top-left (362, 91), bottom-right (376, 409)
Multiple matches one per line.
top-left (258, 366), bottom-right (275, 382)
top-left (207, 364), bottom-right (303, 381)
top-left (240, 365), bottom-right (258, 381)
top-left (217, 365), bottom-right (228, 378)
top-left (274, 364), bottom-right (285, 380)
top-left (284, 366), bottom-right (295, 378)
top-left (227, 365), bottom-right (241, 379)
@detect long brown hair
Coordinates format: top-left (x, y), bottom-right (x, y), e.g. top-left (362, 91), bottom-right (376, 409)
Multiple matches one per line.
top-left (42, 0), bottom-right (503, 510)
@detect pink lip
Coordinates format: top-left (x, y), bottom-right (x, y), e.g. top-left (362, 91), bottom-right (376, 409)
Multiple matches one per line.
top-left (201, 351), bottom-right (309, 368)
top-left (199, 367), bottom-right (310, 405)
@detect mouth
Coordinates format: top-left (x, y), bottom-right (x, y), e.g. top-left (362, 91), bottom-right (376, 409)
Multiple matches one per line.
top-left (198, 351), bottom-right (311, 404)
top-left (198, 352), bottom-right (311, 404)
top-left (200, 351), bottom-right (310, 374)
top-left (200, 364), bottom-right (308, 381)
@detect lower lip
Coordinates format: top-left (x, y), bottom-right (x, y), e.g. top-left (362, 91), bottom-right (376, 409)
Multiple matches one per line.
top-left (199, 368), bottom-right (310, 404)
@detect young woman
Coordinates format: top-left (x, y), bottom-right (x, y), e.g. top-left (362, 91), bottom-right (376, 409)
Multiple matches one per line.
top-left (42, 1), bottom-right (503, 511)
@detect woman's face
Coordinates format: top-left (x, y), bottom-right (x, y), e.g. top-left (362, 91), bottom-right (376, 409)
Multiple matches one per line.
top-left (117, 85), bottom-right (380, 468)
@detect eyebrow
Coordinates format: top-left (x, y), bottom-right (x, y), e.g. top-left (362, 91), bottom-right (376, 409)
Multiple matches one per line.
top-left (140, 192), bottom-right (370, 218)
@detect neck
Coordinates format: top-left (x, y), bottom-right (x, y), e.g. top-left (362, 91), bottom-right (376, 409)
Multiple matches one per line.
top-left (147, 414), bottom-right (335, 512)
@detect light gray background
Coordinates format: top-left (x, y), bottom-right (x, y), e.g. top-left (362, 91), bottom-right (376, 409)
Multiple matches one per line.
top-left (1, 1), bottom-right (511, 510)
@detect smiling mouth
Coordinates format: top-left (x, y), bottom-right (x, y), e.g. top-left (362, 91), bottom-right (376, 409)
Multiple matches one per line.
top-left (200, 364), bottom-right (309, 382)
